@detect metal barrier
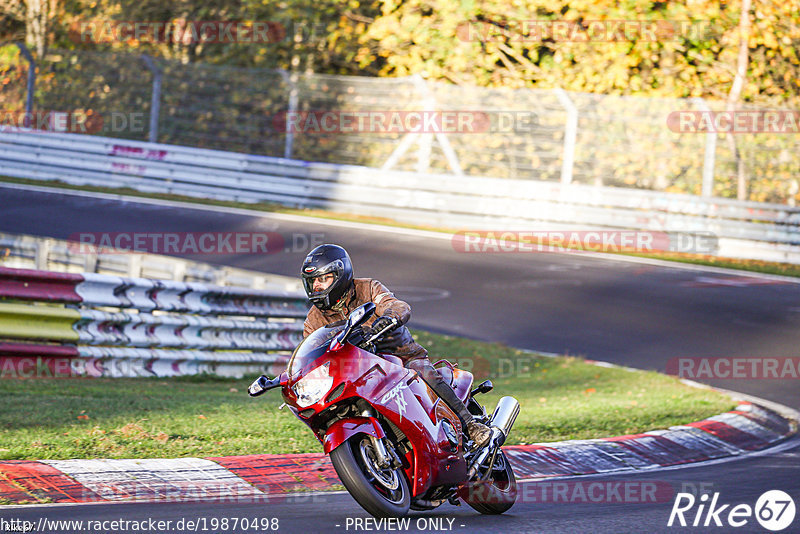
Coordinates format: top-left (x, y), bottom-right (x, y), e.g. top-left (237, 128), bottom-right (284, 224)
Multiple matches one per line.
top-left (1, 128), bottom-right (800, 263)
top-left (0, 235), bottom-right (309, 379)
top-left (8, 48), bottom-right (800, 204)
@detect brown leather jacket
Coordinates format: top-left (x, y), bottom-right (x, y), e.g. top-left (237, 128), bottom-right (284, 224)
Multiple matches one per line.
top-left (302, 278), bottom-right (427, 361)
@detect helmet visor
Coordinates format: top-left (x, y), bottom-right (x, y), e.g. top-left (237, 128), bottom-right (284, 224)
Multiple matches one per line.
top-left (302, 259), bottom-right (344, 299)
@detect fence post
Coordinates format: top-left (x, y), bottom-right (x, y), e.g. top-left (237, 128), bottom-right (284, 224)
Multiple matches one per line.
top-left (83, 252), bottom-right (98, 274)
top-left (412, 75), bottom-right (462, 175)
top-left (141, 55), bottom-right (162, 143)
top-left (382, 76), bottom-right (423, 171)
top-left (279, 70), bottom-right (299, 159)
top-left (554, 88), bottom-right (578, 186)
top-left (35, 240), bottom-right (50, 271)
top-left (693, 97), bottom-right (716, 197)
top-left (381, 133), bottom-right (420, 171)
top-left (127, 254), bottom-right (142, 278)
top-left (415, 85), bottom-right (433, 174)
top-left (171, 260), bottom-right (186, 282)
top-left (15, 42), bottom-right (36, 128)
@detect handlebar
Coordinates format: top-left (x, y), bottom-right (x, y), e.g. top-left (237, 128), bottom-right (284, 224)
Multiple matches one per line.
top-left (363, 317), bottom-right (399, 345)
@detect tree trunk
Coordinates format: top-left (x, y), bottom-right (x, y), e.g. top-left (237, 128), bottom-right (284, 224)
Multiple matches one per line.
top-left (24, 0), bottom-right (45, 57)
top-left (726, 0), bottom-right (752, 201)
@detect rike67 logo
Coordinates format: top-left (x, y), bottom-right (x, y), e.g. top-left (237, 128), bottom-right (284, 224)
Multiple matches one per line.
top-left (668, 490), bottom-right (796, 531)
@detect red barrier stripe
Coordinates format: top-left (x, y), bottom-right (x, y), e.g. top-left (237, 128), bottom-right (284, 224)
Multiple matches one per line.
top-left (208, 454), bottom-right (340, 494)
top-left (687, 419), bottom-right (768, 451)
top-left (0, 342), bottom-right (79, 357)
top-left (502, 445), bottom-right (591, 477)
top-left (0, 461), bottom-right (102, 503)
top-left (731, 409), bottom-right (793, 437)
top-left (0, 267), bottom-right (83, 303)
top-left (602, 433), bottom-right (704, 466)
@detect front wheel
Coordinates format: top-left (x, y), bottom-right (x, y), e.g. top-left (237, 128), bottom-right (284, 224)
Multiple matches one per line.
top-left (330, 435), bottom-right (410, 517)
top-left (458, 450), bottom-right (517, 514)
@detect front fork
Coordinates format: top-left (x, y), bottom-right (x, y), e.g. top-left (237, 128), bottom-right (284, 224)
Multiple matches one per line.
top-left (370, 434), bottom-right (404, 469)
top-left (369, 435), bottom-right (391, 468)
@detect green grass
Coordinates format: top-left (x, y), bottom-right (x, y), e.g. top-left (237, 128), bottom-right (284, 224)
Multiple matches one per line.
top-left (412, 331), bottom-right (736, 444)
top-left (0, 330), bottom-right (735, 460)
top-left (3, 174), bottom-right (800, 278)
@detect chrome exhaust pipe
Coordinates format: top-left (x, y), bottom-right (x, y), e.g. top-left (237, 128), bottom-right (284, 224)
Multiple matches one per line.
top-left (490, 396), bottom-right (520, 439)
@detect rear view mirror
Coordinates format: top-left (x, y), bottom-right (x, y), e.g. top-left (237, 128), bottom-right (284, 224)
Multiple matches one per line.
top-left (248, 375), bottom-right (282, 396)
top-left (348, 302), bottom-right (376, 329)
top-left (331, 303), bottom-right (376, 350)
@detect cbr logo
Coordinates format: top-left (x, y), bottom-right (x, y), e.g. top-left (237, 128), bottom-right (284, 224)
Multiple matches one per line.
top-left (381, 382), bottom-right (408, 422)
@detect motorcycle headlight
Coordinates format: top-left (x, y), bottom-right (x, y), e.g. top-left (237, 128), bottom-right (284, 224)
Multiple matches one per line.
top-left (293, 362), bottom-right (333, 408)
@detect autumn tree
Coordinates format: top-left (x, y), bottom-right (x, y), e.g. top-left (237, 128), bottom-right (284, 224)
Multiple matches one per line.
top-left (1, 0), bottom-right (59, 56)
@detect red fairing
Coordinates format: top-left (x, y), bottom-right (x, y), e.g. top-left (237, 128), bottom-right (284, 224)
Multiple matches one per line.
top-left (281, 341), bottom-right (468, 497)
top-left (323, 417), bottom-right (385, 454)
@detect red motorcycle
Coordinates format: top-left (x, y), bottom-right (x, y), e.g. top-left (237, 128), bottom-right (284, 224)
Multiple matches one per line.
top-left (249, 302), bottom-right (519, 517)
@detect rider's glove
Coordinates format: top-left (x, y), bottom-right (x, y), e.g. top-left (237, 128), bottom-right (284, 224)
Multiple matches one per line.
top-left (365, 315), bottom-right (399, 340)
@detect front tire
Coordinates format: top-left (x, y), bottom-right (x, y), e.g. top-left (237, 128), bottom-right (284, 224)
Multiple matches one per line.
top-left (458, 450), bottom-right (517, 514)
top-left (330, 435), bottom-right (411, 517)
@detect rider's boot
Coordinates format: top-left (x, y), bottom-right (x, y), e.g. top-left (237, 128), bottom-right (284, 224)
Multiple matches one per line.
top-left (406, 358), bottom-right (492, 448)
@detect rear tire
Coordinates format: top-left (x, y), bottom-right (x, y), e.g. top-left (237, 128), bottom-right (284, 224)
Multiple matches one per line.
top-left (458, 450), bottom-right (517, 514)
top-left (330, 435), bottom-right (411, 517)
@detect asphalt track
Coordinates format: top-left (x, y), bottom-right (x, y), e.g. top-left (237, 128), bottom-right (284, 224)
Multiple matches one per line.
top-left (4, 441), bottom-right (800, 533)
top-left (1, 184), bottom-right (798, 533)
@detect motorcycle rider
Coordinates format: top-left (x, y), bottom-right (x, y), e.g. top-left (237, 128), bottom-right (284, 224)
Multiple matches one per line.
top-left (301, 243), bottom-right (492, 448)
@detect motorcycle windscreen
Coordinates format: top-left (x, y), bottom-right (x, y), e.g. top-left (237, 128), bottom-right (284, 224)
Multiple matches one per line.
top-left (287, 321), bottom-right (346, 377)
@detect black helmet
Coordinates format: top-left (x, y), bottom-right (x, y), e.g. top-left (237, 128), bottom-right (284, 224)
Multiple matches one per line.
top-left (301, 244), bottom-right (354, 310)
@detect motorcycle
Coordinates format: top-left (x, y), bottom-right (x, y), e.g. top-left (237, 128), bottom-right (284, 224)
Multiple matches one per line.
top-left (248, 302), bottom-right (519, 517)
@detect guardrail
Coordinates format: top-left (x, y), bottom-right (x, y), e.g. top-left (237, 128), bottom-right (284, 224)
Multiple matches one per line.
top-left (2, 128), bottom-right (800, 263)
top-left (0, 234), bottom-right (309, 378)
top-left (0, 266), bottom-right (307, 378)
